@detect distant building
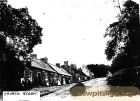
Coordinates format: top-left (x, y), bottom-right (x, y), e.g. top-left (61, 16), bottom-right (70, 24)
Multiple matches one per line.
top-left (82, 65), bottom-right (94, 79)
top-left (61, 62), bottom-right (82, 83)
top-left (77, 68), bottom-right (89, 81)
top-left (49, 63), bottom-right (71, 85)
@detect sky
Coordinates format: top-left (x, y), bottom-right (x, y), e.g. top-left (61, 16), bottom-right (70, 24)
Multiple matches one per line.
top-left (8, 0), bottom-right (139, 67)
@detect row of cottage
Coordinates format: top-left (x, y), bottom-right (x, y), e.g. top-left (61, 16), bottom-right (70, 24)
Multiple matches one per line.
top-left (21, 55), bottom-right (90, 89)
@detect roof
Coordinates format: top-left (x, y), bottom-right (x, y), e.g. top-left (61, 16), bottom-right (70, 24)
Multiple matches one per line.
top-left (60, 68), bottom-right (71, 76)
top-left (49, 63), bottom-right (71, 76)
top-left (31, 59), bottom-right (56, 72)
top-left (82, 66), bottom-right (94, 77)
top-left (77, 70), bottom-right (88, 77)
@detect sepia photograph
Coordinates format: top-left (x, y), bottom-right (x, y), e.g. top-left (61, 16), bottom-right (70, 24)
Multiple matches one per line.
top-left (0, 0), bottom-right (139, 101)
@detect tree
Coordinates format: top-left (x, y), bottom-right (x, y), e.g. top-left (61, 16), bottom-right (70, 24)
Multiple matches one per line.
top-left (104, 0), bottom-right (139, 60)
top-left (0, 1), bottom-right (43, 60)
top-left (104, 0), bottom-right (139, 71)
top-left (0, 1), bottom-right (43, 90)
top-left (87, 64), bottom-right (109, 78)
top-left (110, 53), bottom-right (134, 73)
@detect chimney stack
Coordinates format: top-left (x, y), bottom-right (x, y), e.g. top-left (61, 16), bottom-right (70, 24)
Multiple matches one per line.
top-left (56, 63), bottom-right (60, 68)
top-left (44, 57), bottom-right (48, 63)
top-left (64, 61), bottom-right (68, 66)
top-left (40, 57), bottom-right (48, 63)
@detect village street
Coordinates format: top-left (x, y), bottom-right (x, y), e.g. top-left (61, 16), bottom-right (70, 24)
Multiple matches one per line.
top-left (40, 77), bottom-right (109, 101)
top-left (1, 77), bottom-right (140, 101)
top-left (40, 77), bottom-right (140, 101)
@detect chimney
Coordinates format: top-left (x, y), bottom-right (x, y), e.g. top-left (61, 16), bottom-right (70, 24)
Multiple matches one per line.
top-left (56, 63), bottom-right (60, 68)
top-left (40, 57), bottom-right (48, 63)
top-left (64, 61), bottom-right (68, 66)
top-left (44, 57), bottom-right (48, 63)
top-left (31, 54), bottom-right (37, 59)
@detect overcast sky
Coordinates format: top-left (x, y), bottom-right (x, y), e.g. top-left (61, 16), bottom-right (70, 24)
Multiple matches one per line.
top-left (8, 0), bottom-right (139, 67)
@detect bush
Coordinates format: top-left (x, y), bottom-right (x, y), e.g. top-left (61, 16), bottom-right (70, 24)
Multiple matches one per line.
top-left (107, 67), bottom-right (140, 87)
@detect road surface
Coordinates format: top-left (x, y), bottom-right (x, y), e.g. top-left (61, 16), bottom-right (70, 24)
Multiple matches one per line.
top-left (41, 77), bottom-right (140, 101)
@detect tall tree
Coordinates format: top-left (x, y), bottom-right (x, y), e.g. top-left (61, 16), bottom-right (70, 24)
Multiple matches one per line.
top-left (0, 1), bottom-right (43, 90)
top-left (0, 1), bottom-right (43, 60)
top-left (104, 0), bottom-right (139, 69)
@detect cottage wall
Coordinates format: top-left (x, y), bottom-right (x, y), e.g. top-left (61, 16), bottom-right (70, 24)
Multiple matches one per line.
top-left (31, 68), bottom-right (46, 87)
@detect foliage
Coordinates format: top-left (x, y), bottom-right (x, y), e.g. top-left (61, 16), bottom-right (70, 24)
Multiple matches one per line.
top-left (104, 0), bottom-right (139, 74)
top-left (0, 1), bottom-right (43, 90)
top-left (0, 2), bottom-right (43, 60)
top-left (110, 53), bottom-right (134, 73)
top-left (104, 0), bottom-right (139, 61)
top-left (87, 64), bottom-right (109, 78)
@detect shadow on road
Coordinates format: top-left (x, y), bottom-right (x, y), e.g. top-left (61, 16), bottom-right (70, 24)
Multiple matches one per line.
top-left (70, 82), bottom-right (86, 96)
top-left (108, 86), bottom-right (140, 97)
